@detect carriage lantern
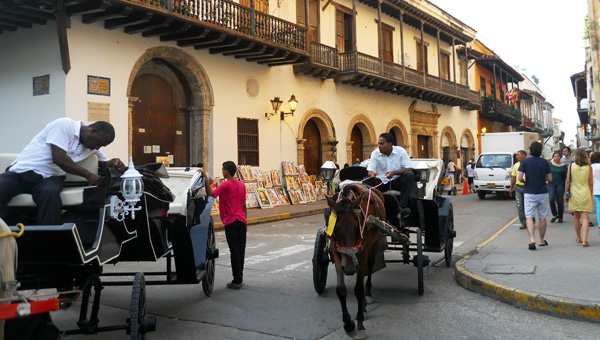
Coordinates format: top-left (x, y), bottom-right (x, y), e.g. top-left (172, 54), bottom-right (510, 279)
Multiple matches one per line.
top-left (109, 157), bottom-right (144, 221)
top-left (321, 161), bottom-right (337, 196)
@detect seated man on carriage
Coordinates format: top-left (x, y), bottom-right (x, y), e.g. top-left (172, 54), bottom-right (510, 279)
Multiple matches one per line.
top-left (0, 118), bottom-right (125, 226)
top-left (364, 133), bottom-right (415, 217)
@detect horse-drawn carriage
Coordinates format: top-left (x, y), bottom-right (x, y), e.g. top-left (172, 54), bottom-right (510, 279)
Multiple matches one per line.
top-left (311, 159), bottom-right (455, 338)
top-left (0, 154), bottom-right (217, 339)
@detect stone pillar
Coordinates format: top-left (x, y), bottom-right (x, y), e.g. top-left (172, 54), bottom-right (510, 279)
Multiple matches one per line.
top-left (297, 138), bottom-right (307, 165)
top-left (327, 139), bottom-right (338, 162)
top-left (189, 105), bottom-right (211, 169)
top-left (346, 141), bottom-right (354, 165)
top-left (127, 96), bottom-right (139, 159)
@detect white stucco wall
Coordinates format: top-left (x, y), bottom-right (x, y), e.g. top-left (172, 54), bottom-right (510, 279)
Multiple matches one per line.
top-left (0, 25), bottom-right (66, 152)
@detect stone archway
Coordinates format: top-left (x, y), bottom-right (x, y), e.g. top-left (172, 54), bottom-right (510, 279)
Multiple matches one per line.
top-left (346, 114), bottom-right (377, 164)
top-left (459, 128), bottom-right (476, 167)
top-left (127, 46), bottom-right (215, 168)
top-left (386, 119), bottom-right (409, 149)
top-left (439, 126), bottom-right (458, 162)
top-left (409, 101), bottom-right (441, 158)
top-left (297, 109), bottom-right (338, 171)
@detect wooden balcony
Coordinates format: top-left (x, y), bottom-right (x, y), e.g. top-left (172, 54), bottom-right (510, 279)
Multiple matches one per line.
top-left (480, 97), bottom-right (522, 126)
top-left (333, 51), bottom-right (480, 109)
top-left (0, 0), bottom-right (309, 66)
top-left (293, 41), bottom-right (340, 78)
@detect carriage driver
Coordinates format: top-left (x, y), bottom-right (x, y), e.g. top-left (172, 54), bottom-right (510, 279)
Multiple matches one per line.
top-left (364, 133), bottom-right (415, 216)
top-left (0, 118), bottom-right (125, 226)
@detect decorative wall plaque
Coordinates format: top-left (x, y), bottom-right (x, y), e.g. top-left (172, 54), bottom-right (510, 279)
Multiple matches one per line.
top-left (87, 102), bottom-right (110, 122)
top-left (33, 75), bottom-right (50, 96)
top-left (87, 75), bottom-right (110, 96)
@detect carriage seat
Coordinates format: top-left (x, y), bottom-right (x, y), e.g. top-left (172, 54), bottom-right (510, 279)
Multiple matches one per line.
top-left (0, 153), bottom-right (98, 207)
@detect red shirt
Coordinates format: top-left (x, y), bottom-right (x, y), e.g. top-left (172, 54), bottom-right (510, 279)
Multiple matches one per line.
top-left (212, 179), bottom-right (246, 225)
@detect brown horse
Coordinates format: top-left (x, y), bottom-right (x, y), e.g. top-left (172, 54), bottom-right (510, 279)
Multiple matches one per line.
top-left (0, 219), bottom-right (17, 340)
top-left (326, 183), bottom-right (385, 340)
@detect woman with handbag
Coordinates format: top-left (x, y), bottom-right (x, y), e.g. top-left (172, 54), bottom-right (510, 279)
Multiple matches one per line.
top-left (590, 152), bottom-right (600, 227)
top-left (549, 152), bottom-right (568, 223)
top-left (565, 148), bottom-right (593, 247)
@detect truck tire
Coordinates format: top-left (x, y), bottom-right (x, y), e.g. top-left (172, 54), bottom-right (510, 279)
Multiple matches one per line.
top-left (477, 191), bottom-right (487, 199)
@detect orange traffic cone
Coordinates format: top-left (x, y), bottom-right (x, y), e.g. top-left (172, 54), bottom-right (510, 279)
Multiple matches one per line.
top-left (463, 179), bottom-right (469, 195)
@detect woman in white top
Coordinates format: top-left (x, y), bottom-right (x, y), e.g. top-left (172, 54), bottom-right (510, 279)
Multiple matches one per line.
top-left (590, 152), bottom-right (600, 226)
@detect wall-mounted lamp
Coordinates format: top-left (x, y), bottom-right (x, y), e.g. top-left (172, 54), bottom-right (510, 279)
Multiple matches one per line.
top-left (481, 127), bottom-right (487, 133)
top-left (265, 94), bottom-right (298, 120)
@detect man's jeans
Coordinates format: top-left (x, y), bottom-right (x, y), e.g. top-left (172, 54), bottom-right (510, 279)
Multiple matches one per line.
top-left (514, 185), bottom-right (526, 226)
top-left (548, 183), bottom-right (564, 219)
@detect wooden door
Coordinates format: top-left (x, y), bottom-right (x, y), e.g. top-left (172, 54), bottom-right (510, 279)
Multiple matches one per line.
top-left (417, 135), bottom-right (429, 158)
top-left (382, 26), bottom-right (393, 62)
top-left (351, 125), bottom-right (364, 164)
top-left (303, 119), bottom-right (322, 176)
top-left (131, 74), bottom-right (189, 167)
top-left (440, 53), bottom-right (450, 80)
top-left (297, 0), bottom-right (319, 43)
top-left (416, 42), bottom-right (428, 72)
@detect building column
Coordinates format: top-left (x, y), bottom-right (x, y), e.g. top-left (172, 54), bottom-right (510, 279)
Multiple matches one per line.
top-left (127, 96), bottom-right (138, 159)
top-left (189, 105), bottom-right (211, 168)
top-left (297, 138), bottom-right (307, 165)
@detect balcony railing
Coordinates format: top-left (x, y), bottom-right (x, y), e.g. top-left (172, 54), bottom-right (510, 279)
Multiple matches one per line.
top-left (309, 42), bottom-right (338, 68)
top-left (338, 51), bottom-right (479, 107)
top-left (138, 0), bottom-right (307, 50)
top-left (480, 96), bottom-right (522, 126)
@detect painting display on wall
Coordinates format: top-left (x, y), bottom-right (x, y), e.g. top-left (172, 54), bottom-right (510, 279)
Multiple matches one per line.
top-left (256, 188), bottom-right (272, 208)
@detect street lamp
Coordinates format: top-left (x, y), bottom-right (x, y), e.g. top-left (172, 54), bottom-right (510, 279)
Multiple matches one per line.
top-left (321, 160), bottom-right (337, 196)
top-left (265, 95), bottom-right (298, 120)
top-left (481, 127), bottom-right (487, 133)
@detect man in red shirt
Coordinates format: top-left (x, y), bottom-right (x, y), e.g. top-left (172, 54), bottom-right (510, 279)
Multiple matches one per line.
top-left (203, 161), bottom-right (247, 290)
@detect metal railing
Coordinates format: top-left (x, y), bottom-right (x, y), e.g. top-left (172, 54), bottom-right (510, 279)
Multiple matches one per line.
top-left (136, 0), bottom-right (307, 50)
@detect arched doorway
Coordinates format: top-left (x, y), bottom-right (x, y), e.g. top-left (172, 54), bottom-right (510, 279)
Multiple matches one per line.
top-left (127, 47), bottom-right (215, 168)
top-left (386, 119), bottom-right (409, 149)
top-left (131, 70), bottom-right (189, 166)
top-left (439, 126), bottom-right (457, 164)
top-left (303, 119), bottom-right (322, 176)
top-left (460, 129), bottom-right (476, 168)
top-left (350, 125), bottom-right (364, 164)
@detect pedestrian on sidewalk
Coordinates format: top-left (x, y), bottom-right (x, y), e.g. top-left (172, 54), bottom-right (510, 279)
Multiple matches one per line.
top-left (466, 159), bottom-right (475, 193)
top-left (518, 142), bottom-right (551, 250)
top-left (561, 146), bottom-right (574, 165)
top-left (446, 159), bottom-right (456, 182)
top-left (203, 161), bottom-right (247, 289)
top-left (591, 152), bottom-right (600, 227)
top-left (565, 148), bottom-right (593, 247)
top-left (549, 151), bottom-right (567, 223)
top-left (509, 150), bottom-right (528, 229)
top-left (455, 159), bottom-right (462, 185)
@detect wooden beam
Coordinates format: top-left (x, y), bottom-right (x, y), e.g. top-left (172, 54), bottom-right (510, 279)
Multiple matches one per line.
top-left (209, 39), bottom-right (248, 54)
top-left (220, 41), bottom-right (256, 55)
top-left (82, 6), bottom-right (132, 24)
top-left (56, 1), bottom-right (70, 74)
top-left (105, 11), bottom-right (153, 30)
top-left (232, 45), bottom-right (268, 58)
top-left (196, 37), bottom-right (241, 50)
top-left (124, 17), bottom-right (171, 34)
top-left (162, 27), bottom-right (207, 42)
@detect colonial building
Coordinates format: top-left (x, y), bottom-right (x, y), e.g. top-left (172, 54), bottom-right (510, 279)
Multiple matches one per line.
top-left (0, 0), bottom-right (480, 177)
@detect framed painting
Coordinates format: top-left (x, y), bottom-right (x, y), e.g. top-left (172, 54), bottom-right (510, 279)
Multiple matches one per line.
top-left (246, 192), bottom-right (259, 208)
top-left (295, 189), bottom-right (306, 204)
top-left (267, 188), bottom-right (281, 206)
top-left (255, 188), bottom-right (272, 208)
top-left (275, 187), bottom-right (290, 205)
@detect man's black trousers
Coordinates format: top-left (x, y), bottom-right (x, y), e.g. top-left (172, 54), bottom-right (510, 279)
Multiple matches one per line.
top-left (0, 170), bottom-right (64, 225)
top-left (364, 171), bottom-right (414, 208)
top-left (225, 219), bottom-right (247, 284)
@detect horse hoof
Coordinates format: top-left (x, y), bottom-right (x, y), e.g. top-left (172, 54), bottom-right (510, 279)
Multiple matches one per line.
top-left (344, 321), bottom-right (356, 334)
top-left (353, 330), bottom-right (367, 340)
top-left (365, 296), bottom-right (374, 304)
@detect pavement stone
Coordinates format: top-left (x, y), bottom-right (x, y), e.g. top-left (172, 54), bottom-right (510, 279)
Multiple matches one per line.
top-left (455, 210), bottom-right (600, 323)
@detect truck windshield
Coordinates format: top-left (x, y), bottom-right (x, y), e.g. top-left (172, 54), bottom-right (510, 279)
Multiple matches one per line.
top-left (476, 154), bottom-right (512, 168)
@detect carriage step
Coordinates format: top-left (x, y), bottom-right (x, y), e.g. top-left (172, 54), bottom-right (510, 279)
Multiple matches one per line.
top-left (367, 216), bottom-right (411, 245)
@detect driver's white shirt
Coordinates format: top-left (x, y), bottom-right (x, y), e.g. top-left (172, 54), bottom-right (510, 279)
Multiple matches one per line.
top-left (9, 118), bottom-right (108, 178)
top-left (367, 146), bottom-right (412, 184)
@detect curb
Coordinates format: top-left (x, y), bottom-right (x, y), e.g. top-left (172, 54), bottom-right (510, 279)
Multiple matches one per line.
top-left (454, 218), bottom-right (600, 323)
top-left (214, 208), bottom-right (325, 230)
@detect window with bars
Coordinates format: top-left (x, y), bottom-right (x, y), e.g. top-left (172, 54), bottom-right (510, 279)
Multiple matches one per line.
top-left (238, 118), bottom-right (259, 166)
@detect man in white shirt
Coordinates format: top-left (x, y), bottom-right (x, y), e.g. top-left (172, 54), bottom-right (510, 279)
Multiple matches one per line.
top-left (0, 118), bottom-right (124, 225)
top-left (365, 133), bottom-right (414, 215)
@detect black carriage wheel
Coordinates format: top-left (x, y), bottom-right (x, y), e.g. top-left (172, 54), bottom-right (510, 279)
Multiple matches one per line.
top-left (444, 204), bottom-right (455, 267)
top-left (129, 273), bottom-right (155, 340)
top-left (416, 228), bottom-right (424, 296)
top-left (202, 222), bottom-right (217, 297)
top-left (312, 229), bottom-right (329, 294)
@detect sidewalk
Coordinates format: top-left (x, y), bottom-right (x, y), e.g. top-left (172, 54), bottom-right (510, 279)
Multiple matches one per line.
top-left (212, 200), bottom-right (326, 229)
top-left (456, 211), bottom-right (600, 323)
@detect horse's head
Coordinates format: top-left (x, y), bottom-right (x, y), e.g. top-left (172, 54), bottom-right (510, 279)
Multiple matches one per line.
top-left (326, 188), bottom-right (365, 276)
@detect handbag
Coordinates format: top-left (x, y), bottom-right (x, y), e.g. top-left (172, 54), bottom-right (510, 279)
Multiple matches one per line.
top-left (565, 164), bottom-right (572, 200)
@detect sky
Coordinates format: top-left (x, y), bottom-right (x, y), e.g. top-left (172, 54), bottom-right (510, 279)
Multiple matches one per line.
top-left (429, 0), bottom-right (588, 145)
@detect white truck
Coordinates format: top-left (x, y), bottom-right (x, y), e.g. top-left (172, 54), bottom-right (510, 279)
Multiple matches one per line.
top-left (474, 132), bottom-right (539, 199)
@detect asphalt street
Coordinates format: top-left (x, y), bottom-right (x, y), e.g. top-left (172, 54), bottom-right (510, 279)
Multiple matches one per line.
top-left (48, 192), bottom-right (600, 339)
